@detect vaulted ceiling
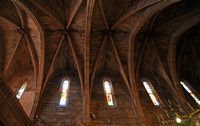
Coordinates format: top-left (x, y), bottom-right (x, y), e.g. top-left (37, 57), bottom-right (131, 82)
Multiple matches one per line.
top-left (0, 0), bottom-right (200, 125)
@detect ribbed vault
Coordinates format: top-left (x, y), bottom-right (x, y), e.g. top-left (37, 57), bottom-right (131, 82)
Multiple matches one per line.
top-left (0, 0), bottom-right (200, 126)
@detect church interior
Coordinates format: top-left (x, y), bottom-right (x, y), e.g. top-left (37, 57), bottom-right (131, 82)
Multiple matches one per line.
top-left (0, 0), bottom-right (200, 125)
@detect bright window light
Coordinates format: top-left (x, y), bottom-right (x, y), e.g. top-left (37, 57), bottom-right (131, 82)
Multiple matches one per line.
top-left (59, 79), bottom-right (70, 106)
top-left (180, 81), bottom-right (200, 105)
top-left (103, 80), bottom-right (116, 106)
top-left (143, 80), bottom-right (160, 106)
top-left (16, 81), bottom-right (28, 99)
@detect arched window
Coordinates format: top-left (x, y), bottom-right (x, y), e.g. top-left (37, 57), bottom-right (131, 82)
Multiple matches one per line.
top-left (59, 79), bottom-right (70, 106)
top-left (103, 79), bottom-right (116, 106)
top-left (16, 81), bottom-right (28, 99)
top-left (180, 81), bottom-right (200, 105)
top-left (143, 80), bottom-right (161, 106)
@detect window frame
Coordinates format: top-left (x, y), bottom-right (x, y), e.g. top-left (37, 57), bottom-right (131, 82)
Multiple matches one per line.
top-left (58, 78), bottom-right (70, 107)
top-left (16, 80), bottom-right (28, 100)
top-left (142, 79), bottom-right (162, 106)
top-left (102, 78), bottom-right (117, 107)
top-left (180, 80), bottom-right (200, 106)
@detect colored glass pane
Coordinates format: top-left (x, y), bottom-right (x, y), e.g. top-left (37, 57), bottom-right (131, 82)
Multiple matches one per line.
top-left (59, 80), bottom-right (70, 106)
top-left (103, 80), bottom-right (115, 106)
top-left (180, 81), bottom-right (200, 105)
top-left (143, 81), bottom-right (160, 106)
top-left (16, 81), bottom-right (27, 99)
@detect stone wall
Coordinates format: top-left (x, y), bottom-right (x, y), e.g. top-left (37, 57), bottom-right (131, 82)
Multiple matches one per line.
top-left (37, 73), bottom-right (84, 126)
top-left (91, 74), bottom-right (137, 126)
top-left (37, 72), bottom-right (138, 126)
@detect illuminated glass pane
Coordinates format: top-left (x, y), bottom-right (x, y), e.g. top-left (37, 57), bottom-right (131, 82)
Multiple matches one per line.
top-left (63, 81), bottom-right (69, 89)
top-left (59, 94), bottom-right (67, 106)
top-left (104, 81), bottom-right (111, 93)
top-left (106, 93), bottom-right (114, 106)
top-left (16, 82), bottom-right (27, 99)
top-left (149, 94), bottom-right (160, 105)
top-left (143, 80), bottom-right (160, 106)
top-left (196, 100), bottom-right (200, 105)
top-left (180, 81), bottom-right (192, 93)
top-left (190, 93), bottom-right (200, 105)
top-left (143, 81), bottom-right (153, 94)
top-left (103, 80), bottom-right (115, 106)
top-left (59, 79), bottom-right (70, 106)
top-left (180, 81), bottom-right (200, 105)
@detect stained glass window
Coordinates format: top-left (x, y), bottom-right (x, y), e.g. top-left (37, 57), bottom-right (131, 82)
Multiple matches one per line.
top-left (59, 79), bottom-right (70, 106)
top-left (180, 81), bottom-right (200, 105)
top-left (16, 81), bottom-right (28, 99)
top-left (103, 79), bottom-right (116, 106)
top-left (143, 80), bottom-right (160, 106)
